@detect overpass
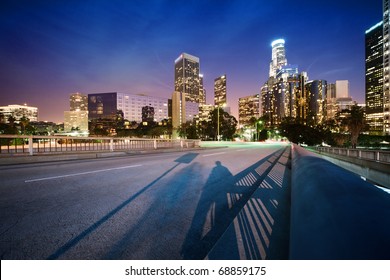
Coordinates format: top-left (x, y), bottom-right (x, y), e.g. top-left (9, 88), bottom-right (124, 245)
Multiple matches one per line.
top-left (0, 140), bottom-right (389, 259)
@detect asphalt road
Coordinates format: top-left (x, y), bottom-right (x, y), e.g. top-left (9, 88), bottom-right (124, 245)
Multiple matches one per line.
top-left (0, 142), bottom-right (290, 259)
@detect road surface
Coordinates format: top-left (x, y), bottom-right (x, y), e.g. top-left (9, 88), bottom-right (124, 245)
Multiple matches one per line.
top-left (0, 142), bottom-right (291, 259)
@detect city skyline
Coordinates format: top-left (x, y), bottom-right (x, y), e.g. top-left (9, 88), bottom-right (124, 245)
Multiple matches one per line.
top-left (0, 0), bottom-right (382, 123)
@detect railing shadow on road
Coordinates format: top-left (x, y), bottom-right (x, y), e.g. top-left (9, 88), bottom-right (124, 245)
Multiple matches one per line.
top-left (46, 152), bottom-right (199, 260)
top-left (206, 148), bottom-right (291, 260)
top-left (180, 147), bottom-right (290, 260)
top-left (100, 147), bottom-right (288, 260)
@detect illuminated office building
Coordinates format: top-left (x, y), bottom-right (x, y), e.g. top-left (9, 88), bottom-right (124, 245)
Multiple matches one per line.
top-left (64, 92), bottom-right (88, 133)
top-left (238, 94), bottom-right (260, 127)
top-left (214, 75), bottom-right (227, 107)
top-left (0, 104), bottom-right (38, 123)
top-left (365, 21), bottom-right (385, 134)
top-left (199, 74), bottom-right (206, 105)
top-left (384, 0), bottom-right (390, 134)
top-left (305, 80), bottom-right (327, 124)
top-left (269, 39), bottom-right (287, 78)
top-left (88, 92), bottom-right (169, 126)
top-left (174, 53), bottom-right (201, 103)
top-left (70, 92), bottom-right (88, 111)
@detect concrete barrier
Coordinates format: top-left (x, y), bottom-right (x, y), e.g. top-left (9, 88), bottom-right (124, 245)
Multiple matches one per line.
top-left (290, 144), bottom-right (390, 259)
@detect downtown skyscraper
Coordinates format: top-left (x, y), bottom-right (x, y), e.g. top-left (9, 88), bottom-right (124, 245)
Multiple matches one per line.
top-left (365, 21), bottom-right (384, 134)
top-left (214, 74), bottom-right (227, 107)
top-left (269, 39), bottom-right (287, 78)
top-left (364, 0), bottom-right (390, 135)
top-left (174, 53), bottom-right (201, 103)
top-left (384, 0), bottom-right (390, 134)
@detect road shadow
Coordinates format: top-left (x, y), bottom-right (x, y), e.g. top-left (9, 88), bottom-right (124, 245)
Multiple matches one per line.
top-left (180, 147), bottom-right (288, 259)
top-left (206, 147), bottom-right (291, 259)
top-left (46, 152), bottom-right (199, 260)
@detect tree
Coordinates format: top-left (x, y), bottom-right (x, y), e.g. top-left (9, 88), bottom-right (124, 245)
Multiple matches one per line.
top-left (19, 116), bottom-right (30, 134)
top-left (178, 120), bottom-right (198, 139)
top-left (208, 108), bottom-right (237, 140)
top-left (339, 105), bottom-right (365, 148)
top-left (279, 117), bottom-right (326, 146)
top-left (7, 115), bottom-right (16, 127)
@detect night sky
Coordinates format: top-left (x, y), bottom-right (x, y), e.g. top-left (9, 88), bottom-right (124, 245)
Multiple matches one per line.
top-left (0, 0), bottom-right (383, 122)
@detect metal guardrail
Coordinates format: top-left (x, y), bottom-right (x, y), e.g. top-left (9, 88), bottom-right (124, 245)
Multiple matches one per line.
top-left (315, 147), bottom-right (390, 164)
top-left (0, 135), bottom-right (201, 156)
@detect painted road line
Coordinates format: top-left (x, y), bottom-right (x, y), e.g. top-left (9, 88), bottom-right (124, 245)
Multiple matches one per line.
top-left (25, 164), bottom-right (143, 183)
top-left (202, 152), bottom-right (226, 157)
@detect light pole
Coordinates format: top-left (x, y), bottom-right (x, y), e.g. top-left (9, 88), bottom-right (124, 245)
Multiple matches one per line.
top-left (256, 120), bottom-right (263, 141)
top-left (217, 103), bottom-right (226, 141)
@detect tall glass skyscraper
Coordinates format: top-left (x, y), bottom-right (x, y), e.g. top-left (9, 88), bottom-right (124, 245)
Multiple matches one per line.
top-left (383, 0), bottom-right (390, 134)
top-left (365, 21), bottom-right (384, 134)
top-left (269, 39), bottom-right (287, 78)
top-left (174, 53), bottom-right (201, 103)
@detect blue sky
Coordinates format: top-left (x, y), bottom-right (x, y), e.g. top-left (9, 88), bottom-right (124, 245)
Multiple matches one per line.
top-left (0, 0), bottom-right (383, 122)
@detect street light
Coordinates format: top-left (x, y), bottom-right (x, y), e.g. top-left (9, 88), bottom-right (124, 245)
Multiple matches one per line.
top-left (256, 120), bottom-right (263, 141)
top-left (217, 103), bottom-right (226, 141)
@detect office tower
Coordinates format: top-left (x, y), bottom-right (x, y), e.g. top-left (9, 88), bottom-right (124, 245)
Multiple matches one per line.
top-left (269, 39), bottom-right (287, 78)
top-left (199, 74), bottom-right (206, 105)
top-left (384, 0), bottom-right (390, 134)
top-left (64, 93), bottom-right (88, 133)
top-left (87, 92), bottom-right (170, 133)
top-left (69, 92), bottom-right (88, 111)
top-left (238, 94), bottom-right (260, 127)
top-left (326, 83), bottom-right (337, 120)
top-left (305, 80), bottom-right (327, 124)
top-left (295, 72), bottom-right (309, 123)
top-left (88, 92), bottom-right (118, 121)
top-left (366, 21), bottom-right (385, 134)
top-left (335, 80), bottom-right (349, 98)
top-left (214, 75), bottom-right (227, 107)
top-left (172, 91), bottom-right (186, 138)
top-left (198, 104), bottom-right (214, 122)
top-left (0, 104), bottom-right (38, 123)
top-left (116, 93), bottom-right (169, 123)
top-left (174, 53), bottom-right (201, 103)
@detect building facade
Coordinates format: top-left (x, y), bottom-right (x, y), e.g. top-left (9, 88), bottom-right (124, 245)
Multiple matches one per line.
top-left (64, 92), bottom-right (88, 134)
top-left (174, 53), bottom-right (201, 103)
top-left (64, 111), bottom-right (89, 133)
top-left (238, 94), bottom-right (260, 127)
top-left (199, 74), bottom-right (206, 105)
top-left (269, 39), bottom-right (287, 78)
top-left (88, 92), bottom-right (169, 123)
top-left (214, 74), bottom-right (227, 107)
top-left (305, 80), bottom-right (327, 125)
top-left (366, 21), bottom-right (385, 134)
top-left (0, 104), bottom-right (38, 123)
top-left (117, 93), bottom-right (169, 123)
top-left (172, 91), bottom-right (186, 138)
top-left (70, 92), bottom-right (88, 111)
top-left (384, 0), bottom-right (390, 134)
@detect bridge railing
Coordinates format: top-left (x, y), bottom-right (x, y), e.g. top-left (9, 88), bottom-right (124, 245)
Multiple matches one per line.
top-left (0, 135), bottom-right (201, 156)
top-left (314, 146), bottom-right (390, 163)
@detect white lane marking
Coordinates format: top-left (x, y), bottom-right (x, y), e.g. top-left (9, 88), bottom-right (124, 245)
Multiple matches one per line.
top-left (202, 152), bottom-right (226, 157)
top-left (25, 164), bottom-right (143, 183)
